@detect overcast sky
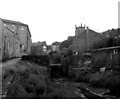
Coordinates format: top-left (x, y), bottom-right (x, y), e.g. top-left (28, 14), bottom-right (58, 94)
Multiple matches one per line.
top-left (0, 0), bottom-right (119, 45)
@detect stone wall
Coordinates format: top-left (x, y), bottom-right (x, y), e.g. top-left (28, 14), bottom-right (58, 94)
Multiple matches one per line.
top-left (0, 19), bottom-right (32, 61)
top-left (2, 23), bottom-right (21, 59)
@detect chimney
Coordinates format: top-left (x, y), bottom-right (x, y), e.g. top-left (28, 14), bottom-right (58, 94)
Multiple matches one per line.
top-left (84, 24), bottom-right (86, 29)
top-left (81, 23), bottom-right (82, 27)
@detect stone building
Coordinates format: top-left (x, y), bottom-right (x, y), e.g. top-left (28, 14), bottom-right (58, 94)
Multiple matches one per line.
top-left (75, 23), bottom-right (86, 36)
top-left (51, 42), bottom-right (61, 52)
top-left (91, 46), bottom-right (120, 70)
top-left (0, 18), bottom-right (32, 61)
top-left (31, 41), bottom-right (47, 55)
top-left (72, 24), bottom-right (107, 55)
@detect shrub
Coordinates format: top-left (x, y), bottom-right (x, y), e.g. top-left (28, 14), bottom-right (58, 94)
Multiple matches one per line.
top-left (89, 72), bottom-right (105, 87)
top-left (92, 51), bottom-right (109, 70)
top-left (75, 69), bottom-right (92, 83)
top-left (89, 70), bottom-right (120, 90)
top-left (7, 84), bottom-right (29, 97)
top-left (69, 67), bottom-right (77, 79)
top-left (24, 74), bottom-right (46, 95)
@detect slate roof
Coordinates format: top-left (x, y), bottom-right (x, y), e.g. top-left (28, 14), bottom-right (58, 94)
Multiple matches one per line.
top-left (32, 41), bottom-right (47, 46)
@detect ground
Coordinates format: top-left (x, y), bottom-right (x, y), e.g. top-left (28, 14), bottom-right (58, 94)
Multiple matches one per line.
top-left (1, 58), bottom-right (85, 98)
top-left (1, 58), bottom-right (119, 98)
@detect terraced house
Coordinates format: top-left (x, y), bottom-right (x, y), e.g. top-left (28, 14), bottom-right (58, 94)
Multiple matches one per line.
top-left (0, 18), bottom-right (32, 61)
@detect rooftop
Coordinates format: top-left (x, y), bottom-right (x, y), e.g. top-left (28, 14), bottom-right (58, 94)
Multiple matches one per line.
top-left (1, 18), bottom-right (31, 37)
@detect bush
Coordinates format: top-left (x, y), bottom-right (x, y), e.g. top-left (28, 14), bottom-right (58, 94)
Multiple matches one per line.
top-left (75, 69), bottom-right (92, 83)
top-left (7, 83), bottom-right (29, 97)
top-left (22, 74), bottom-right (47, 96)
top-left (89, 72), bottom-right (105, 87)
top-left (69, 67), bottom-right (77, 79)
top-left (89, 70), bottom-right (120, 90)
top-left (92, 51), bottom-right (109, 70)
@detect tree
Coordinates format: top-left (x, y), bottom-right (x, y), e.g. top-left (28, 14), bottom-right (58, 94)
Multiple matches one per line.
top-left (59, 37), bottom-right (73, 50)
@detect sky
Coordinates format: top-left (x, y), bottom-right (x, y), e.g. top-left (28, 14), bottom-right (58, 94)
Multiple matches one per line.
top-left (0, 0), bottom-right (119, 45)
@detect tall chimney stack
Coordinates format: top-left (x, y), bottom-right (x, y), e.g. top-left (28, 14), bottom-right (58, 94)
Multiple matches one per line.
top-left (84, 24), bottom-right (86, 29)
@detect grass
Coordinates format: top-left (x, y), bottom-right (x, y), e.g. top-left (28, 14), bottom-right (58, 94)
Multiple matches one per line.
top-left (3, 60), bottom-right (48, 97)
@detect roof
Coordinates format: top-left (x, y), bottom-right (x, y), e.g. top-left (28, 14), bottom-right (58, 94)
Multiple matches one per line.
top-left (2, 19), bottom-right (26, 25)
top-left (2, 19), bottom-right (31, 37)
top-left (32, 41), bottom-right (47, 46)
top-left (92, 46), bottom-right (120, 52)
top-left (75, 29), bottom-right (101, 39)
top-left (52, 41), bottom-right (61, 45)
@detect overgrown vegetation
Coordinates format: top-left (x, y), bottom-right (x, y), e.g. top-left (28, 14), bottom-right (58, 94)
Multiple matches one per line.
top-left (5, 61), bottom-right (48, 97)
top-left (3, 60), bottom-right (84, 98)
top-left (59, 28), bottom-right (120, 90)
top-left (59, 37), bottom-right (73, 50)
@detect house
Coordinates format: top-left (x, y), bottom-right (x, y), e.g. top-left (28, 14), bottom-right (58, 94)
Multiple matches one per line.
top-left (31, 41), bottom-right (47, 55)
top-left (0, 18), bottom-right (32, 61)
top-left (91, 46), bottom-right (120, 70)
top-left (51, 42), bottom-right (61, 52)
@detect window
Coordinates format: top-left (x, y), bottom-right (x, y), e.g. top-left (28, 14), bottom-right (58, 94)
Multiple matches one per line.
top-left (4, 23), bottom-right (7, 27)
top-left (21, 44), bottom-right (25, 51)
top-left (113, 49), bottom-right (117, 54)
top-left (73, 51), bottom-right (78, 55)
top-left (8, 41), bottom-right (10, 51)
top-left (20, 26), bottom-right (24, 31)
top-left (43, 45), bottom-right (47, 52)
top-left (11, 25), bottom-right (16, 32)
